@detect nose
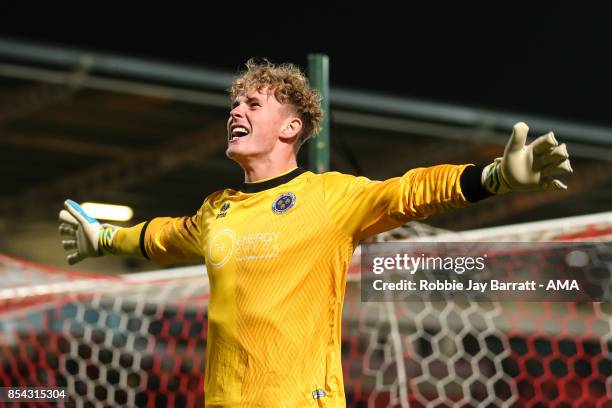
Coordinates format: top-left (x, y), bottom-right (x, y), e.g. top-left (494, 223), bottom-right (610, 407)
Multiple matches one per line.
top-left (230, 104), bottom-right (244, 119)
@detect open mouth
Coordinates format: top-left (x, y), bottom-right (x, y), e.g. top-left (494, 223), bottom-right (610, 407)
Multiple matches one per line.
top-left (229, 126), bottom-right (250, 141)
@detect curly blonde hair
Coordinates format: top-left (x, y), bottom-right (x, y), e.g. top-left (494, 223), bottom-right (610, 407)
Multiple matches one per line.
top-left (230, 59), bottom-right (323, 147)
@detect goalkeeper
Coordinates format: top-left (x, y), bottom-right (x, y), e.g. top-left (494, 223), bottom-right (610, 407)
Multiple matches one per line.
top-left (59, 60), bottom-right (572, 407)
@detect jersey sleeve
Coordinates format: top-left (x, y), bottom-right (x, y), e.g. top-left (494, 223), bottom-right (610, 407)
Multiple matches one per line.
top-left (322, 164), bottom-right (476, 241)
top-left (106, 206), bottom-right (206, 266)
top-left (141, 206), bottom-right (206, 266)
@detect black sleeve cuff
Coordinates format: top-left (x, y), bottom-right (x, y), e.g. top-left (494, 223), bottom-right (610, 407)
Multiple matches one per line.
top-left (460, 165), bottom-right (494, 202)
top-left (139, 221), bottom-right (151, 260)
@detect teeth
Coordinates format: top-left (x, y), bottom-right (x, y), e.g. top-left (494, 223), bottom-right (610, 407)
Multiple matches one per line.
top-left (232, 127), bottom-right (249, 136)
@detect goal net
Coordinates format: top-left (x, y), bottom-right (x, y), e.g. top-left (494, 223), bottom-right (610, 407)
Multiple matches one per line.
top-left (1, 212), bottom-right (611, 407)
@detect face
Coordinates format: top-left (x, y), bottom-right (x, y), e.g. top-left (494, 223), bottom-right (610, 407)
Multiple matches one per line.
top-left (226, 87), bottom-right (293, 162)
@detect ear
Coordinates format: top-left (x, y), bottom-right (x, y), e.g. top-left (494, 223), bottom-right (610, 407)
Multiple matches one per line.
top-left (279, 116), bottom-right (303, 142)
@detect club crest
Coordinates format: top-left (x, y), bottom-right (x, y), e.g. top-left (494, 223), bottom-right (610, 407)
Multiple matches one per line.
top-left (272, 193), bottom-right (296, 214)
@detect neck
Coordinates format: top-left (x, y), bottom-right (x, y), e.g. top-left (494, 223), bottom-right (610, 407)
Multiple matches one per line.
top-left (240, 156), bottom-right (299, 183)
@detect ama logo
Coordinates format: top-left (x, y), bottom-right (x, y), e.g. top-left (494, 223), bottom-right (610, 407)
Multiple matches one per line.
top-left (272, 193), bottom-right (296, 214)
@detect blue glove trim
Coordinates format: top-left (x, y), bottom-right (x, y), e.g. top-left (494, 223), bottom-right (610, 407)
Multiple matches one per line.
top-left (66, 199), bottom-right (98, 224)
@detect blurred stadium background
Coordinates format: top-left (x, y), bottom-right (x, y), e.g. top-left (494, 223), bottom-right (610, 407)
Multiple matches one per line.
top-left (1, 4), bottom-right (612, 407)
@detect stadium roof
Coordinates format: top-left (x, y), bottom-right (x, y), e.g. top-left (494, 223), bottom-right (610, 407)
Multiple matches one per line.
top-left (0, 37), bottom-right (610, 233)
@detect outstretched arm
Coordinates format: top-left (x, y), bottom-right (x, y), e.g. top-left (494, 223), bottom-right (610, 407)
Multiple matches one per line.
top-left (323, 122), bottom-right (572, 242)
top-left (59, 200), bottom-right (204, 266)
top-left (323, 164), bottom-right (479, 241)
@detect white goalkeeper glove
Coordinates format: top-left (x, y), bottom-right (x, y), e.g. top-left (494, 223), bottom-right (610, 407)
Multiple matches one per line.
top-left (482, 122), bottom-right (573, 194)
top-left (58, 200), bottom-right (118, 265)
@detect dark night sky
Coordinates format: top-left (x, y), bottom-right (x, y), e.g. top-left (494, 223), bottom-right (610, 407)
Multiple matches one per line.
top-left (1, 2), bottom-right (612, 126)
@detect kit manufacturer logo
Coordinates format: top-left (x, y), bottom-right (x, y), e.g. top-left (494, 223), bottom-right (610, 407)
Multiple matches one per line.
top-left (217, 202), bottom-right (231, 219)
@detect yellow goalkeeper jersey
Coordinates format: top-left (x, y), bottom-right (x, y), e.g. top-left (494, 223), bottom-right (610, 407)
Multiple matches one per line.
top-left (109, 165), bottom-right (487, 407)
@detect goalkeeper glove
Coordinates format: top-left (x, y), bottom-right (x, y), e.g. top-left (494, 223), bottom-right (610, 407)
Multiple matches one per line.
top-left (482, 122), bottom-right (573, 194)
top-left (58, 199), bottom-right (119, 265)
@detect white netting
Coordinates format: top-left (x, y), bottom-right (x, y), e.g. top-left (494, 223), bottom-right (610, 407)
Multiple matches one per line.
top-left (1, 212), bottom-right (612, 407)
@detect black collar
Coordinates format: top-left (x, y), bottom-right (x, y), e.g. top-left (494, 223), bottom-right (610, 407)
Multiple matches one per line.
top-left (240, 167), bottom-right (306, 193)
